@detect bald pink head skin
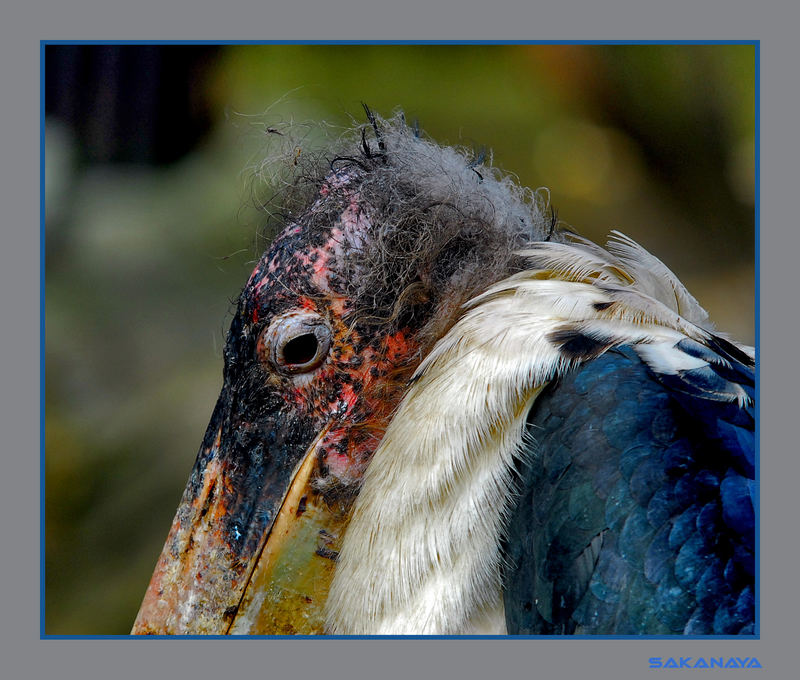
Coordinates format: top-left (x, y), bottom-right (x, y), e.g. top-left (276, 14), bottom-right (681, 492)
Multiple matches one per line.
top-left (132, 169), bottom-right (427, 634)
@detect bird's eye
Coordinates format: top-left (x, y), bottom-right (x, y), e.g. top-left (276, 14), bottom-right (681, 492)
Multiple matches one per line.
top-left (259, 310), bottom-right (332, 375)
top-left (281, 333), bottom-right (319, 366)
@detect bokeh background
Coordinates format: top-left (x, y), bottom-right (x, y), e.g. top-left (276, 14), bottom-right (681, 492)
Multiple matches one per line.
top-left (44, 43), bottom-right (756, 635)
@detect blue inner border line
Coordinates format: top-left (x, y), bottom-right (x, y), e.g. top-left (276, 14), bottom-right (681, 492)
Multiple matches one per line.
top-left (753, 39), bottom-right (761, 640)
top-left (40, 39), bottom-right (47, 641)
top-left (40, 39), bottom-right (758, 46)
top-left (40, 39), bottom-right (761, 641)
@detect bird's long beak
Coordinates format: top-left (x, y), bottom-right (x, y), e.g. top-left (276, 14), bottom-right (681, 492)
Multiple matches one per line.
top-left (132, 406), bottom-right (355, 635)
top-left (224, 422), bottom-right (351, 634)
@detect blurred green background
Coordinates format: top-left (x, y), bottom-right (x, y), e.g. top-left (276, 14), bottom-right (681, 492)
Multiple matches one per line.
top-left (44, 44), bottom-right (756, 635)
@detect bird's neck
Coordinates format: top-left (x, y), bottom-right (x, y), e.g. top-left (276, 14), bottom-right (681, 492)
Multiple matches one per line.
top-left (325, 282), bottom-right (585, 633)
top-left (326, 342), bottom-right (545, 634)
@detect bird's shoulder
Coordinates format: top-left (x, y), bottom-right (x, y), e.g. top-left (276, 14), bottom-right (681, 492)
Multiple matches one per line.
top-left (503, 340), bottom-right (755, 635)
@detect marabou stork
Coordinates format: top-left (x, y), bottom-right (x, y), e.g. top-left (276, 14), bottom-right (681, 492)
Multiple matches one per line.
top-left (132, 111), bottom-right (755, 636)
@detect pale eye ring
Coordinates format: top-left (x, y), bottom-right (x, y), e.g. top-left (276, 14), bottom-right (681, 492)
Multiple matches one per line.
top-left (259, 310), bottom-right (332, 375)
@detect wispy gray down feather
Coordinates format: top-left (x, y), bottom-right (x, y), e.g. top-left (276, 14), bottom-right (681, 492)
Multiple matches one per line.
top-left (253, 111), bottom-right (559, 350)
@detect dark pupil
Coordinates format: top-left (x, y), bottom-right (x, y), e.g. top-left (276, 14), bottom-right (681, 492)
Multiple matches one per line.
top-left (282, 333), bottom-right (318, 365)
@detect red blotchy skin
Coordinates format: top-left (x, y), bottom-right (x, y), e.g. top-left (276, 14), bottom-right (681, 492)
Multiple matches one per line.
top-left (243, 175), bottom-right (421, 497)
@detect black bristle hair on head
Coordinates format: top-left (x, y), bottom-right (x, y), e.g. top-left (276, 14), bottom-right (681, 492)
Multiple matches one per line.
top-left (361, 102), bottom-right (386, 153)
top-left (360, 126), bottom-right (372, 159)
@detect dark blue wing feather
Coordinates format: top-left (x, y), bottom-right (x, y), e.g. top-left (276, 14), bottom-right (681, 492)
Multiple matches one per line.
top-left (503, 344), bottom-right (755, 635)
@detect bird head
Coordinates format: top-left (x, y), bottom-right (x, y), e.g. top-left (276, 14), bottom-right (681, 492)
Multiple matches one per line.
top-left (132, 112), bottom-right (553, 634)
